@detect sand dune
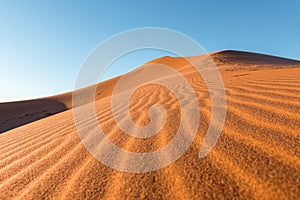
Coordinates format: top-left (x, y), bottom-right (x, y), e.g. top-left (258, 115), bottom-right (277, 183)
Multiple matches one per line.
top-left (0, 50), bottom-right (299, 199)
top-left (0, 76), bottom-right (122, 134)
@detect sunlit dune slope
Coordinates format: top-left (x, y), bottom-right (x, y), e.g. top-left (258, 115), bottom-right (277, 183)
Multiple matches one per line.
top-left (1, 50), bottom-right (299, 134)
top-left (0, 50), bottom-right (299, 199)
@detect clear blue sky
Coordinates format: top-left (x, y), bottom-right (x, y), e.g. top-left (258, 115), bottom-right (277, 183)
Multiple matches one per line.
top-left (0, 0), bottom-right (299, 102)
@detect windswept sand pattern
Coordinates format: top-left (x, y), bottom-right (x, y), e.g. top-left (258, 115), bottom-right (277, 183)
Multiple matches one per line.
top-left (0, 51), bottom-right (299, 199)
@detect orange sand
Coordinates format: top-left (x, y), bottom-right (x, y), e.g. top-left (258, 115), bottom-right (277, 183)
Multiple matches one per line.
top-left (0, 50), bottom-right (299, 199)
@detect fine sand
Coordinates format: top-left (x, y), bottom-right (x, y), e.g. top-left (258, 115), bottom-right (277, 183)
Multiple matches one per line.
top-left (0, 50), bottom-right (299, 199)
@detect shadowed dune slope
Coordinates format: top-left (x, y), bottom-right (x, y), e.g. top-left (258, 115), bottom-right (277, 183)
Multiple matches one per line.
top-left (0, 50), bottom-right (300, 199)
top-left (0, 99), bottom-right (67, 134)
top-left (0, 76), bottom-right (121, 133)
top-left (212, 50), bottom-right (300, 66)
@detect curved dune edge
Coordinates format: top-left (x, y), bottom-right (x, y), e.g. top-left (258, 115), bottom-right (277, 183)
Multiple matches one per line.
top-left (1, 50), bottom-right (300, 134)
top-left (0, 50), bottom-right (300, 199)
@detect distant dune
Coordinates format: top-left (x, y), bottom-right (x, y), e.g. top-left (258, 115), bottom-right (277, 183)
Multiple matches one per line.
top-left (0, 50), bottom-right (299, 199)
top-left (212, 50), bottom-right (300, 65)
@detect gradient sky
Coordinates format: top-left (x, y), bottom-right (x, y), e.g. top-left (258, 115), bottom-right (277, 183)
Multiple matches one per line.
top-left (0, 0), bottom-right (299, 102)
